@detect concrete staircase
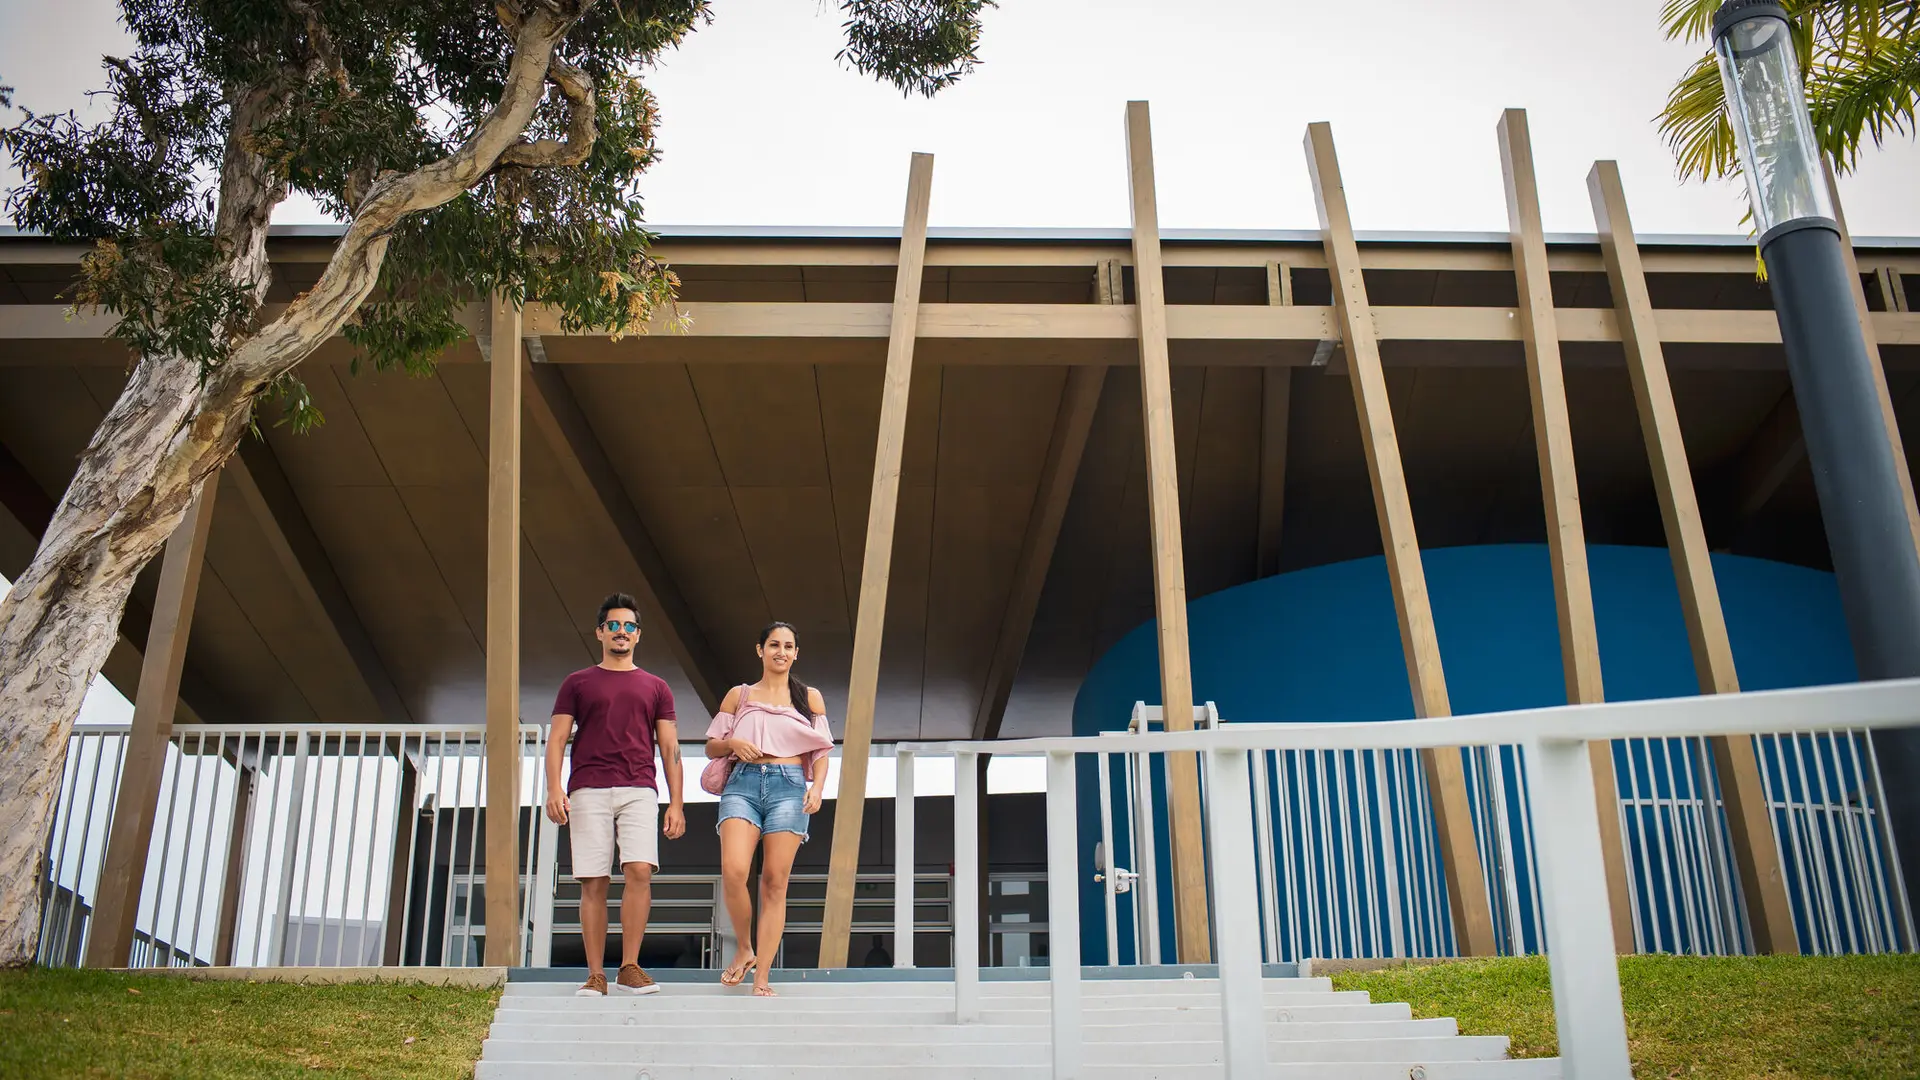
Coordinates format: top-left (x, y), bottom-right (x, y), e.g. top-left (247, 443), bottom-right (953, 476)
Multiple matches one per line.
top-left (474, 972), bottom-right (1561, 1079)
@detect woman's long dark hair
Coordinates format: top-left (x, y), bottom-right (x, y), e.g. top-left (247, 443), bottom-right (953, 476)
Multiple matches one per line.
top-left (759, 621), bottom-right (822, 717)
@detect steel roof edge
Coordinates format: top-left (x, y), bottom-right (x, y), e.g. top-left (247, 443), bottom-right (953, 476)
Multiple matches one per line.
top-left (2, 222), bottom-right (1917, 249)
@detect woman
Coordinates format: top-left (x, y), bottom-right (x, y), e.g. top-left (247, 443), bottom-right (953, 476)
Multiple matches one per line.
top-left (705, 621), bottom-right (834, 996)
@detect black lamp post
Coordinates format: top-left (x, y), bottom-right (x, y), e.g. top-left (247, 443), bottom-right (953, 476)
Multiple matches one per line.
top-left (1714, 0), bottom-right (1920, 932)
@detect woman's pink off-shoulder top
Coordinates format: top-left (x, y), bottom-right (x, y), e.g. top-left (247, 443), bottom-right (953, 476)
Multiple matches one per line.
top-left (705, 684), bottom-right (835, 769)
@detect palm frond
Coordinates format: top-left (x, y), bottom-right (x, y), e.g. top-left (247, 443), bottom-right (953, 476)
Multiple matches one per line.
top-left (1660, 53), bottom-right (1742, 181)
top-left (1811, 36), bottom-right (1920, 168)
top-left (1663, 0), bottom-right (1724, 42)
top-left (1660, 0), bottom-right (1920, 182)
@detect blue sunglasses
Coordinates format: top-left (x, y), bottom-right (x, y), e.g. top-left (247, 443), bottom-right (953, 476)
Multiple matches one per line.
top-left (601, 620), bottom-right (639, 633)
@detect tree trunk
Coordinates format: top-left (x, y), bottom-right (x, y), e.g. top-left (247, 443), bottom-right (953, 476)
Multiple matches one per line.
top-left (0, 348), bottom-right (250, 966)
top-left (0, 0), bottom-right (585, 969)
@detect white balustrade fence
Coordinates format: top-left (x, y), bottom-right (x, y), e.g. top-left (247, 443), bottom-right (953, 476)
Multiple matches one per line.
top-left (1084, 708), bottom-right (1910, 966)
top-left (895, 678), bottom-right (1920, 1080)
top-left (36, 723), bottom-right (554, 969)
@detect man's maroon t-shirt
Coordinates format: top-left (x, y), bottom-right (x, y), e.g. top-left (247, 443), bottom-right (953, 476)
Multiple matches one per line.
top-left (552, 665), bottom-right (676, 793)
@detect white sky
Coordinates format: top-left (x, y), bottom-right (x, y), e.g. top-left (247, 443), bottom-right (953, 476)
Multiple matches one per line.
top-left (1, 0), bottom-right (1915, 237)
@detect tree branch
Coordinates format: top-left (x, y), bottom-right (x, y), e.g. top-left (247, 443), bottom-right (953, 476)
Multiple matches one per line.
top-left (495, 54), bottom-right (596, 170)
top-left (287, 0), bottom-right (351, 91)
top-left (221, 1), bottom-right (595, 391)
top-left (100, 56), bottom-right (169, 172)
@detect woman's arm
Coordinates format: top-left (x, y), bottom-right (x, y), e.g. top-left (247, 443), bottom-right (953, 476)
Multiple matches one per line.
top-left (804, 688), bottom-right (830, 813)
top-left (706, 686), bottom-right (767, 761)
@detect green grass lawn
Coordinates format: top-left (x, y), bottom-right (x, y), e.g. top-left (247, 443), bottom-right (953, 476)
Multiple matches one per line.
top-left (1332, 954), bottom-right (1920, 1079)
top-left (0, 967), bottom-right (498, 1080)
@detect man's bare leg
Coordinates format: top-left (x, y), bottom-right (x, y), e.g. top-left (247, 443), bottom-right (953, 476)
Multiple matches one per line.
top-left (579, 875), bottom-right (610, 987)
top-left (621, 861), bottom-right (652, 967)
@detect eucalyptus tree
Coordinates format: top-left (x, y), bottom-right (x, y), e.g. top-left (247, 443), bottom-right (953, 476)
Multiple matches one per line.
top-left (0, 0), bottom-right (991, 966)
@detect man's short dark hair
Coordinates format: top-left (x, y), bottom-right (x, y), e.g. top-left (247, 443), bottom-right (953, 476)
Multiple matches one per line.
top-left (596, 592), bottom-right (640, 628)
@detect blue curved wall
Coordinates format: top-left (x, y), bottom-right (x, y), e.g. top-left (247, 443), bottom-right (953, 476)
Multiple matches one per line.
top-left (1070, 543), bottom-right (1858, 962)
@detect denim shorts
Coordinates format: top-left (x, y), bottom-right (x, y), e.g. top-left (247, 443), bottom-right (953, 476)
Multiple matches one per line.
top-left (717, 763), bottom-right (811, 840)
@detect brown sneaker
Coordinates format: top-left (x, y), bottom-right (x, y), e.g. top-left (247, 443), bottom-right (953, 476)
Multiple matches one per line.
top-left (616, 963), bottom-right (659, 995)
top-left (575, 971), bottom-right (608, 997)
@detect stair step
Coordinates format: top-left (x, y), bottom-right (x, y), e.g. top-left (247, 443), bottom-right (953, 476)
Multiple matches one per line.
top-left (475, 1058), bottom-right (1560, 1080)
top-left (485, 1005), bottom-right (1417, 1042)
top-left (481, 975), bottom-right (1539, 1079)
top-left (491, 1004), bottom-right (1376, 1027)
top-left (499, 976), bottom-right (1334, 998)
top-left (483, 1022), bottom-right (1463, 1062)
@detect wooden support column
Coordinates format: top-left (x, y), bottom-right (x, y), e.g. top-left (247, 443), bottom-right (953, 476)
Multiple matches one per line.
top-left (1589, 161), bottom-right (1800, 954)
top-left (482, 290), bottom-right (523, 968)
top-left (1305, 121), bottom-right (1496, 957)
top-left (1824, 162), bottom-right (1920, 565)
top-left (818, 152), bottom-right (935, 969)
top-left (1877, 266), bottom-right (1911, 314)
top-left (1498, 109), bottom-right (1636, 953)
top-left (1258, 262), bottom-right (1293, 578)
top-left (1124, 101), bottom-right (1211, 963)
top-left (382, 749), bottom-right (421, 965)
top-left (212, 759), bottom-right (256, 965)
top-left (85, 480), bottom-right (219, 968)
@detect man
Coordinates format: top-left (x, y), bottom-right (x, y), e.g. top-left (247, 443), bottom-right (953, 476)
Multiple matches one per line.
top-left (545, 592), bottom-right (686, 996)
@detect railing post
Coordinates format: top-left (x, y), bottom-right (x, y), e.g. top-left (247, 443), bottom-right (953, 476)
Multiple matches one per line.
top-left (954, 750), bottom-right (980, 1022)
top-left (895, 749), bottom-right (916, 968)
top-left (1524, 736), bottom-right (1632, 1079)
top-left (1206, 746), bottom-right (1268, 1079)
top-left (531, 806), bottom-right (559, 967)
top-left (1096, 750), bottom-right (1120, 966)
top-left (1046, 750), bottom-right (1083, 1080)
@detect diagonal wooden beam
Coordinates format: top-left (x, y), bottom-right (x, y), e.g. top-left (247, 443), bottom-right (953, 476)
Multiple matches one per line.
top-left (85, 479), bottom-right (218, 967)
top-left (522, 361), bottom-right (729, 715)
top-left (1306, 120), bottom-right (1497, 957)
top-left (819, 152), bottom-right (936, 970)
top-left (971, 260), bottom-right (1118, 742)
top-left (1499, 109), bottom-right (1634, 953)
top-left (1126, 101), bottom-right (1212, 964)
top-left (1719, 389), bottom-right (1805, 545)
top-left (1878, 266), bottom-right (1912, 314)
top-left (973, 364), bottom-right (1108, 741)
top-left (1590, 160), bottom-right (1800, 954)
top-left (227, 438), bottom-right (412, 725)
top-left (1257, 262), bottom-right (1294, 578)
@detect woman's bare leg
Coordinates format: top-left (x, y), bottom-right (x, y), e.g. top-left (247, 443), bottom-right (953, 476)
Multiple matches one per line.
top-left (718, 818), bottom-right (762, 981)
top-left (752, 832), bottom-right (805, 992)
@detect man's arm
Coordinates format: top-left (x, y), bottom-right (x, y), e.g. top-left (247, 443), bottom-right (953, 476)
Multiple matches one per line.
top-left (546, 714), bottom-right (574, 823)
top-left (657, 717), bottom-right (686, 839)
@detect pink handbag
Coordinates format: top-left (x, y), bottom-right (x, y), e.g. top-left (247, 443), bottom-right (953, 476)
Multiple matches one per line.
top-left (700, 755), bottom-right (734, 796)
top-left (701, 686), bottom-right (745, 795)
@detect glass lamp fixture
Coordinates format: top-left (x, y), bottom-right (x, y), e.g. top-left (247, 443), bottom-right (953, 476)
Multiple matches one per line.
top-left (1712, 0), bottom-right (1835, 239)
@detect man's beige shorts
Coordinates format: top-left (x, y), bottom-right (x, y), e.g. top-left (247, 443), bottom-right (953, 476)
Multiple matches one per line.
top-left (568, 786), bottom-right (659, 877)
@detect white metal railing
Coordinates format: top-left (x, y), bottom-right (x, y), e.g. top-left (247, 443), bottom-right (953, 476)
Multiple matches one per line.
top-left (1092, 720), bottom-right (1912, 965)
top-left (895, 678), bottom-right (1920, 1080)
top-left (36, 722), bottom-right (553, 969)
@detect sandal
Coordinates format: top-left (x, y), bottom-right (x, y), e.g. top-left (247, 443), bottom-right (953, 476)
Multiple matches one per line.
top-left (720, 958), bottom-right (756, 987)
top-left (752, 983), bottom-right (778, 997)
